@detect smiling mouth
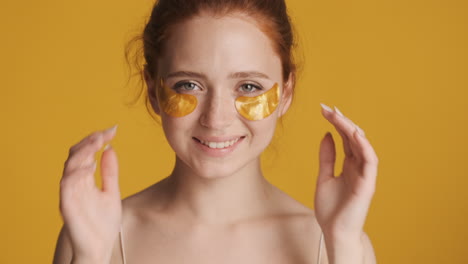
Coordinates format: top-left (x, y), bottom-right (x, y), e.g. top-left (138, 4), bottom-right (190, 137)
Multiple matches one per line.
top-left (193, 136), bottom-right (246, 149)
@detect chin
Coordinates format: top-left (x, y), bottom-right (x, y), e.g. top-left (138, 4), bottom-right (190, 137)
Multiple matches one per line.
top-left (191, 160), bottom-right (245, 180)
top-left (176, 153), bottom-right (258, 181)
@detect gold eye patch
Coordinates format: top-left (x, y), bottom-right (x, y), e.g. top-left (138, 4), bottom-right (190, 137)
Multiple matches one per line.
top-left (157, 80), bottom-right (280, 120)
top-left (157, 79), bottom-right (198, 117)
top-left (235, 83), bottom-right (280, 121)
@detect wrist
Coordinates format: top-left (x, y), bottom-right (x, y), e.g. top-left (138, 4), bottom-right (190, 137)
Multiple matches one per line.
top-left (71, 242), bottom-right (114, 264)
top-left (322, 230), bottom-right (365, 264)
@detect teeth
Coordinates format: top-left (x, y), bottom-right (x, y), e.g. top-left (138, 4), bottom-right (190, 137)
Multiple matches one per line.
top-left (200, 138), bottom-right (240, 149)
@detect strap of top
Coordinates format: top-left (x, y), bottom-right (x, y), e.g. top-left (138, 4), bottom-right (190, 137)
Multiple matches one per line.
top-left (120, 225), bottom-right (127, 264)
top-left (316, 231), bottom-right (324, 264)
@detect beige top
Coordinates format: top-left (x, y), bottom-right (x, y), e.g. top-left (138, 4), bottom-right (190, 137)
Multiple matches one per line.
top-left (118, 226), bottom-right (324, 264)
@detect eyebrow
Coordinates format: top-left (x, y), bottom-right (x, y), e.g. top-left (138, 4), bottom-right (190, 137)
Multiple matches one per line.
top-left (165, 71), bottom-right (271, 80)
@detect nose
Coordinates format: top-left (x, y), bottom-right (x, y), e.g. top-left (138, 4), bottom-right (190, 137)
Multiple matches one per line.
top-left (199, 92), bottom-right (236, 130)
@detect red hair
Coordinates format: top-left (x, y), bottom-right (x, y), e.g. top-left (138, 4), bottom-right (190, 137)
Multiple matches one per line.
top-left (125, 0), bottom-right (298, 118)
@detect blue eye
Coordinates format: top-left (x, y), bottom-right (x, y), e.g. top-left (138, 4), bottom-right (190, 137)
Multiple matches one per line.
top-left (174, 82), bottom-right (200, 91)
top-left (240, 83), bottom-right (262, 93)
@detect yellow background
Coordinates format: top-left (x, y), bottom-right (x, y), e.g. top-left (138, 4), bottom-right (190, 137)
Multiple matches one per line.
top-left (1, 0), bottom-right (467, 263)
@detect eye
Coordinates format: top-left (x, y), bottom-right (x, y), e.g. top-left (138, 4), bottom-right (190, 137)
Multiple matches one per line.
top-left (240, 83), bottom-right (262, 93)
top-left (174, 82), bottom-right (200, 92)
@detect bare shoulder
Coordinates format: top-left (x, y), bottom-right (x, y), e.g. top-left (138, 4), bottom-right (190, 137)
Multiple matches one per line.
top-left (268, 185), bottom-right (376, 263)
top-left (121, 177), bottom-right (170, 216)
top-left (258, 185), bottom-right (325, 261)
top-left (268, 184), bottom-right (321, 229)
top-left (109, 178), bottom-right (169, 263)
top-left (119, 176), bottom-right (177, 231)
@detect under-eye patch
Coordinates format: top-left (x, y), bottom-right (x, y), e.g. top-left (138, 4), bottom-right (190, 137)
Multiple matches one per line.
top-left (157, 80), bottom-right (280, 120)
top-left (157, 79), bottom-right (198, 117)
top-left (235, 83), bottom-right (280, 121)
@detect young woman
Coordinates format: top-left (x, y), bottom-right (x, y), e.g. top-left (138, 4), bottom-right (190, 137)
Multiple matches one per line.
top-left (53, 0), bottom-right (378, 263)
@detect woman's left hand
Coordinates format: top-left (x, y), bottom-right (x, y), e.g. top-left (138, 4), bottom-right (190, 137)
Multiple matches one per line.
top-left (314, 104), bottom-right (378, 240)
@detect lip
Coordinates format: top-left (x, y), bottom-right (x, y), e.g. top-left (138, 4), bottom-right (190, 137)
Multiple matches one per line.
top-left (192, 136), bottom-right (245, 157)
top-left (194, 135), bottom-right (245, 142)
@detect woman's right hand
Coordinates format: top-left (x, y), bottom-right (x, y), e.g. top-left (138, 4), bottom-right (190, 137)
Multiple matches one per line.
top-left (59, 125), bottom-right (121, 263)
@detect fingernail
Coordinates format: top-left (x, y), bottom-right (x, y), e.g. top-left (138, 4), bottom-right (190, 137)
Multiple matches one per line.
top-left (334, 106), bottom-right (344, 117)
top-left (105, 124), bottom-right (118, 134)
top-left (320, 103), bottom-right (333, 113)
top-left (104, 144), bottom-right (112, 150)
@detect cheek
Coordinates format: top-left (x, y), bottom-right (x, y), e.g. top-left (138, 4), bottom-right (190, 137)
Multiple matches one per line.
top-left (248, 116), bottom-right (278, 144)
top-left (160, 114), bottom-right (193, 146)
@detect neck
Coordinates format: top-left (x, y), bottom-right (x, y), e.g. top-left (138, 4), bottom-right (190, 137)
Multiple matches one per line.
top-left (163, 155), bottom-right (275, 226)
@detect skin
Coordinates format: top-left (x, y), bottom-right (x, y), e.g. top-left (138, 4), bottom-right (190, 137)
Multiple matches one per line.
top-left (54, 12), bottom-right (378, 264)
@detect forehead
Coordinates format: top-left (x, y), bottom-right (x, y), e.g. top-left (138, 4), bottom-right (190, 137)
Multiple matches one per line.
top-left (158, 14), bottom-right (282, 81)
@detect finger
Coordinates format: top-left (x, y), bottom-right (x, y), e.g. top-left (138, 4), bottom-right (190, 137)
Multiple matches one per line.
top-left (64, 125), bottom-right (118, 175)
top-left (68, 125), bottom-right (118, 156)
top-left (64, 133), bottom-right (104, 174)
top-left (60, 161), bottom-right (98, 201)
top-left (333, 106), bottom-right (370, 163)
top-left (321, 104), bottom-right (371, 162)
top-left (317, 132), bottom-right (336, 184)
top-left (100, 144), bottom-right (120, 194)
top-left (320, 104), bottom-right (354, 157)
top-left (68, 131), bottom-right (102, 156)
top-left (353, 129), bottom-right (379, 180)
top-left (321, 104), bottom-right (378, 182)
top-left (335, 124), bottom-right (353, 158)
top-left (334, 106), bottom-right (365, 137)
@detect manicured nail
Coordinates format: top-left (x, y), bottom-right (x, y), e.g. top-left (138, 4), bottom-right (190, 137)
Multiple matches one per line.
top-left (320, 103), bottom-right (333, 113)
top-left (104, 124), bottom-right (118, 134)
top-left (334, 106), bottom-right (344, 117)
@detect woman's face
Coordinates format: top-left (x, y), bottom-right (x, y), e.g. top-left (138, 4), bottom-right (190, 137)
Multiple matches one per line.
top-left (147, 13), bottom-right (292, 179)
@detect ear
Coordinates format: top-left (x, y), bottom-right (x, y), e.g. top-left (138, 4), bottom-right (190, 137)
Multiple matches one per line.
top-left (278, 72), bottom-right (295, 117)
top-left (144, 65), bottom-right (161, 116)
